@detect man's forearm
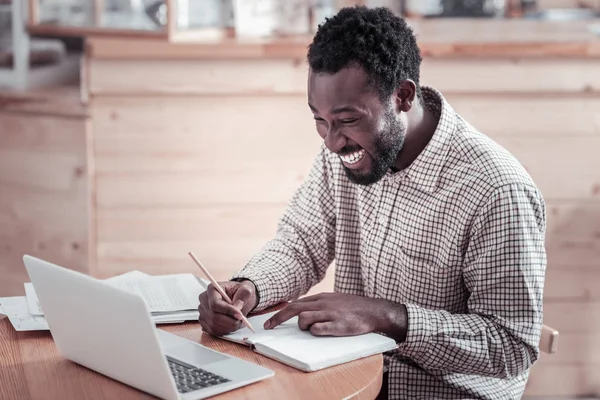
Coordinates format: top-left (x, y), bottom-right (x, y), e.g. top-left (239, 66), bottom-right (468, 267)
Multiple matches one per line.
top-left (396, 304), bottom-right (541, 379)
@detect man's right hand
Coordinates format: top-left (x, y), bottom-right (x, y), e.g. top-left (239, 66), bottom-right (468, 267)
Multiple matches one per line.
top-left (198, 280), bottom-right (258, 337)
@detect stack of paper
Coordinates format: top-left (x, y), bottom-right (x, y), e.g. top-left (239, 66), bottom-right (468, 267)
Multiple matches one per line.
top-left (0, 270), bottom-right (208, 332)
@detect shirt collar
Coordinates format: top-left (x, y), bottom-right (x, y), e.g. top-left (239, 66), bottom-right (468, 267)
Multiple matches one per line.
top-left (386, 86), bottom-right (457, 193)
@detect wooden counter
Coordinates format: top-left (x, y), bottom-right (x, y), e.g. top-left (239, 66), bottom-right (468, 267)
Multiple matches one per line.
top-left (0, 85), bottom-right (86, 118)
top-left (87, 19), bottom-right (600, 60)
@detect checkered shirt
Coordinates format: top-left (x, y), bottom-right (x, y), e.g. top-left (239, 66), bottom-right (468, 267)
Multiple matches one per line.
top-left (233, 86), bottom-right (547, 399)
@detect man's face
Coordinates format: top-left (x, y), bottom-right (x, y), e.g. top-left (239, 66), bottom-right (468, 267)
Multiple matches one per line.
top-left (308, 66), bottom-right (406, 185)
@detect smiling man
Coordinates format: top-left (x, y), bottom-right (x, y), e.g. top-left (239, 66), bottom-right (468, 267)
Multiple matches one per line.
top-left (198, 6), bottom-right (547, 400)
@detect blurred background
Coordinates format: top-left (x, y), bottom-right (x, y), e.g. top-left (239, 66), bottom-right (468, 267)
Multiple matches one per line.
top-left (1, 0), bottom-right (600, 397)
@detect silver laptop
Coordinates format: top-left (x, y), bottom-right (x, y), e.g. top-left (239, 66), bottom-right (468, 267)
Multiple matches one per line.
top-left (22, 255), bottom-right (274, 400)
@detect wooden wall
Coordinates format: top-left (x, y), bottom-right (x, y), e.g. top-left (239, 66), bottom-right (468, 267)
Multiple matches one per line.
top-left (90, 94), bottom-right (322, 283)
top-left (88, 55), bottom-right (600, 396)
top-left (0, 90), bottom-right (91, 296)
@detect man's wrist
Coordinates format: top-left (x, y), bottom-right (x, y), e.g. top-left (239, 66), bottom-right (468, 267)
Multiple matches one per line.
top-left (375, 299), bottom-right (409, 343)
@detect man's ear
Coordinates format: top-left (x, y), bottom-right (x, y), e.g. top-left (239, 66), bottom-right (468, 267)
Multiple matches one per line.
top-left (394, 80), bottom-right (417, 113)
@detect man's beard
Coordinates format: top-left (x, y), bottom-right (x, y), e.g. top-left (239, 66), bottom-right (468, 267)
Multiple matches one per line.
top-left (343, 109), bottom-right (405, 186)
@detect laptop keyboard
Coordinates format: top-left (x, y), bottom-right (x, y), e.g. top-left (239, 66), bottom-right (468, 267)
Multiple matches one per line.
top-left (167, 356), bottom-right (230, 393)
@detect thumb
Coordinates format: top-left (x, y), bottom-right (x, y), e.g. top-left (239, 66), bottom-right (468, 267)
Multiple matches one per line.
top-left (231, 283), bottom-right (255, 311)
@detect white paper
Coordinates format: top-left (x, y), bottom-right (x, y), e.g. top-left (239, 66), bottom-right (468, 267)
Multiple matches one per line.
top-left (24, 282), bottom-right (43, 315)
top-left (0, 297), bottom-right (49, 331)
top-left (23, 270), bottom-right (150, 317)
top-left (224, 311), bottom-right (300, 344)
top-left (106, 273), bottom-right (205, 313)
top-left (105, 270), bottom-right (149, 282)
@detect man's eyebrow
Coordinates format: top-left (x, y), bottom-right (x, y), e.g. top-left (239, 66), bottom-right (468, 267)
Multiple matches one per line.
top-left (308, 104), bottom-right (364, 114)
top-left (331, 105), bottom-right (363, 114)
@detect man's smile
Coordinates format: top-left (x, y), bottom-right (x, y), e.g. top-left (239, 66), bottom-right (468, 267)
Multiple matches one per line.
top-left (339, 148), bottom-right (366, 168)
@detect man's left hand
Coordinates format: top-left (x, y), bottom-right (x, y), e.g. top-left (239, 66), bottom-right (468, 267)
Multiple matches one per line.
top-left (263, 292), bottom-right (408, 341)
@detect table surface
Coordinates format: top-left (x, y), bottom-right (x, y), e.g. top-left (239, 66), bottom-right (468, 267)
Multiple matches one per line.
top-left (0, 315), bottom-right (383, 400)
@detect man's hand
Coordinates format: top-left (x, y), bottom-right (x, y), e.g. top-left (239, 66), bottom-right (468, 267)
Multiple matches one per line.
top-left (263, 293), bottom-right (408, 342)
top-left (198, 280), bottom-right (258, 337)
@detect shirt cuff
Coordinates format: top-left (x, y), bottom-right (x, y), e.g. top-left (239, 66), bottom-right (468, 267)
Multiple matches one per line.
top-left (396, 303), bottom-right (430, 359)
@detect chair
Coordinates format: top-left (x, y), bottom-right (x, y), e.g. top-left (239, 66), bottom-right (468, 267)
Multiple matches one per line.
top-left (540, 324), bottom-right (559, 354)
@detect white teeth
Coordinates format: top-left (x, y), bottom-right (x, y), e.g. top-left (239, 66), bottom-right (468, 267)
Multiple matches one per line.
top-left (340, 149), bottom-right (366, 164)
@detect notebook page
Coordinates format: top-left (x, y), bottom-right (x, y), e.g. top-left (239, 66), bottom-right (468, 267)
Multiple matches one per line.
top-left (223, 311), bottom-right (300, 344)
top-left (257, 330), bottom-right (397, 371)
top-left (107, 273), bottom-right (205, 313)
top-left (0, 297), bottom-right (49, 331)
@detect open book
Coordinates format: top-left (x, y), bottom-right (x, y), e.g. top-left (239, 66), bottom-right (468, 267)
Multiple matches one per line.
top-left (21, 271), bottom-right (207, 326)
top-left (222, 311), bottom-right (398, 372)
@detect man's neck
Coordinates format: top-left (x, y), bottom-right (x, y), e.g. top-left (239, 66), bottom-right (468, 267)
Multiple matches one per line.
top-left (393, 100), bottom-right (439, 172)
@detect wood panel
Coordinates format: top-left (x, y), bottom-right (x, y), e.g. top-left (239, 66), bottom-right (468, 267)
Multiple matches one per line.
top-left (93, 135), bottom-right (600, 207)
top-left (91, 96), bottom-right (315, 138)
top-left (97, 206), bottom-right (283, 242)
top-left (0, 113), bottom-right (89, 297)
top-left (421, 58), bottom-right (600, 94)
top-left (89, 59), bottom-right (309, 96)
top-left (545, 203), bottom-right (600, 270)
top-left (543, 300), bottom-right (600, 333)
top-left (545, 268), bottom-right (600, 300)
top-left (92, 95), bottom-right (320, 208)
top-left (493, 136), bottom-right (600, 201)
top-left (89, 58), bottom-right (600, 95)
top-left (96, 171), bottom-right (307, 208)
top-left (536, 332), bottom-right (600, 365)
top-left (446, 94), bottom-right (600, 137)
top-left (525, 363), bottom-right (600, 397)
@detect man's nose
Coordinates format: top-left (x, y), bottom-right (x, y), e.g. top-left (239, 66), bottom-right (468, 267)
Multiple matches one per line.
top-left (324, 125), bottom-right (347, 154)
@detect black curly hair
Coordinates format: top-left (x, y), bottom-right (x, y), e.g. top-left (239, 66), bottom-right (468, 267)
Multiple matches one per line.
top-left (307, 6), bottom-right (422, 104)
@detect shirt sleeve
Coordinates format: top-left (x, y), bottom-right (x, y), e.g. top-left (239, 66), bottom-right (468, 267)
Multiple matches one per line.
top-left (396, 183), bottom-right (547, 379)
top-left (231, 145), bottom-right (337, 311)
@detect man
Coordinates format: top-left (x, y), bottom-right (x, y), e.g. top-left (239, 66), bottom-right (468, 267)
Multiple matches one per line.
top-left (198, 6), bottom-right (546, 400)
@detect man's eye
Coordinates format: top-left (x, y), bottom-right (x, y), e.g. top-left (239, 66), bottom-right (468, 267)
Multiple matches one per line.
top-left (314, 117), bottom-right (325, 122)
top-left (342, 118), bottom-right (358, 124)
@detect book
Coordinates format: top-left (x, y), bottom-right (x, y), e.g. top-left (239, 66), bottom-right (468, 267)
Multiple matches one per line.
top-left (18, 271), bottom-right (208, 329)
top-left (222, 311), bottom-right (398, 372)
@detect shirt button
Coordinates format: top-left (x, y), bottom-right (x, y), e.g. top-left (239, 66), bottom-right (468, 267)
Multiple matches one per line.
top-left (378, 215), bottom-right (386, 224)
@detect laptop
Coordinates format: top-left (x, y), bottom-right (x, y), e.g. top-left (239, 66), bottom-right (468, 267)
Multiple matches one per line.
top-left (22, 254), bottom-right (274, 400)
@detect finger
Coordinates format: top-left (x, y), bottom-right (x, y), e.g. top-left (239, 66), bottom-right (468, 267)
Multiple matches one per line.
top-left (198, 304), bottom-right (241, 336)
top-left (206, 286), bottom-right (242, 319)
top-left (200, 303), bottom-right (236, 327)
top-left (294, 293), bottom-right (323, 303)
top-left (205, 318), bottom-right (242, 337)
top-left (310, 321), bottom-right (336, 336)
top-left (211, 311), bottom-right (242, 329)
top-left (298, 311), bottom-right (331, 331)
top-left (231, 284), bottom-right (254, 311)
top-left (264, 302), bottom-right (318, 329)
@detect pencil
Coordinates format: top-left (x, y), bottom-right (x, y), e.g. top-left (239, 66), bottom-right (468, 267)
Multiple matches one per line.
top-left (188, 252), bottom-right (256, 333)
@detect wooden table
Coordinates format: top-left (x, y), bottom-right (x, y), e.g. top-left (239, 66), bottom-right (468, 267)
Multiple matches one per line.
top-left (0, 315), bottom-right (383, 400)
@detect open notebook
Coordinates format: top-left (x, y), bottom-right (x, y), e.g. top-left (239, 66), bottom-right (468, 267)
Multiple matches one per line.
top-left (222, 311), bottom-right (398, 372)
